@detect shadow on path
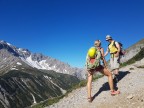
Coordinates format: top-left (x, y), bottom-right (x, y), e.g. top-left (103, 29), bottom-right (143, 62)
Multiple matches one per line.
top-left (92, 71), bottom-right (130, 101)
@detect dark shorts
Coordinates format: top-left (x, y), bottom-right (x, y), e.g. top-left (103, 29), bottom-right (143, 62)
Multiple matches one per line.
top-left (88, 65), bottom-right (104, 73)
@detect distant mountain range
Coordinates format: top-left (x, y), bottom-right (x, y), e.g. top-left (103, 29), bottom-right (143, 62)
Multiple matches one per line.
top-left (0, 40), bottom-right (86, 79)
top-left (0, 40), bottom-right (86, 108)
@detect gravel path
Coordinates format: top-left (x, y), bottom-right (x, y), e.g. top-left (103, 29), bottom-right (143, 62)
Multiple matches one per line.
top-left (45, 59), bottom-right (144, 108)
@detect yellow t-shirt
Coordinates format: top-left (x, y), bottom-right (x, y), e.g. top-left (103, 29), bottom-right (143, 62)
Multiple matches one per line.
top-left (108, 41), bottom-right (118, 54)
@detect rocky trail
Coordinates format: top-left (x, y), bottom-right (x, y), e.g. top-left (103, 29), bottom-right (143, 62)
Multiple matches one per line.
top-left (46, 59), bottom-right (144, 108)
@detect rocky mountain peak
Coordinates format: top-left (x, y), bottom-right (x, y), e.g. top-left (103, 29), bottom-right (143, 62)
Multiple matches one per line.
top-left (0, 40), bottom-right (86, 79)
top-left (31, 53), bottom-right (47, 62)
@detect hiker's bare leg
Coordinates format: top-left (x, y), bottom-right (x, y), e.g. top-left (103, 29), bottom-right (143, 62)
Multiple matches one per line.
top-left (101, 68), bottom-right (114, 91)
top-left (87, 71), bottom-right (93, 98)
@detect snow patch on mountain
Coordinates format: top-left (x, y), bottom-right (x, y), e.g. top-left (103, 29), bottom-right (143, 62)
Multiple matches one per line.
top-left (6, 42), bottom-right (11, 46)
top-left (26, 56), bottom-right (42, 69)
top-left (18, 48), bottom-right (27, 53)
top-left (30, 93), bottom-right (37, 104)
top-left (20, 55), bottom-right (70, 74)
top-left (17, 62), bottom-right (22, 65)
top-left (11, 68), bottom-right (18, 70)
top-left (39, 60), bottom-right (51, 70)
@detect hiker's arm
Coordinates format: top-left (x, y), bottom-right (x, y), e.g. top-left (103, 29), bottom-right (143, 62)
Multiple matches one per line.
top-left (101, 48), bottom-right (107, 67)
top-left (115, 42), bottom-right (120, 56)
top-left (104, 48), bottom-right (109, 56)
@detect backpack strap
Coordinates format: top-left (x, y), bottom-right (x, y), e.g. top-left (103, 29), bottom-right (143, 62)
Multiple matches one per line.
top-left (113, 41), bottom-right (123, 49)
top-left (113, 41), bottom-right (117, 49)
top-left (108, 41), bottom-right (116, 50)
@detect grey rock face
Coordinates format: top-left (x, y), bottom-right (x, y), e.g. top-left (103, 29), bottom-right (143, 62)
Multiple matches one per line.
top-left (0, 49), bottom-right (19, 74)
top-left (120, 38), bottom-right (144, 63)
top-left (0, 41), bottom-right (19, 57)
top-left (17, 48), bottom-right (31, 58)
top-left (31, 53), bottom-right (47, 62)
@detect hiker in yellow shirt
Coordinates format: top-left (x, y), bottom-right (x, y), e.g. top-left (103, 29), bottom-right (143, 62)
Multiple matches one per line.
top-left (104, 35), bottom-right (120, 75)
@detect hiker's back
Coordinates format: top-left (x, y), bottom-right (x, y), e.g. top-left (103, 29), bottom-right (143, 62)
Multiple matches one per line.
top-left (86, 47), bottom-right (101, 70)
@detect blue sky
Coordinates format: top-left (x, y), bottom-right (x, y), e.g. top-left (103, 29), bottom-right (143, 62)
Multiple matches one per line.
top-left (0, 0), bottom-right (144, 68)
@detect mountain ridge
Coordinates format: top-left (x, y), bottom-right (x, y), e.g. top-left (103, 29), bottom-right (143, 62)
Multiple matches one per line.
top-left (0, 40), bottom-right (86, 79)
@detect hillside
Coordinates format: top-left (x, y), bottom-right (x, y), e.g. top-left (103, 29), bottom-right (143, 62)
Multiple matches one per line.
top-left (0, 68), bottom-right (80, 108)
top-left (120, 38), bottom-right (144, 63)
top-left (44, 44), bottom-right (144, 108)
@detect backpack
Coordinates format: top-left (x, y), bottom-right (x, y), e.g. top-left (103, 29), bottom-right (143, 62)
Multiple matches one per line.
top-left (113, 41), bottom-right (125, 56)
top-left (86, 47), bottom-right (102, 70)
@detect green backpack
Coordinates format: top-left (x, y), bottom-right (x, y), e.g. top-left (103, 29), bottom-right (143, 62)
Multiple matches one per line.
top-left (86, 47), bottom-right (102, 70)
